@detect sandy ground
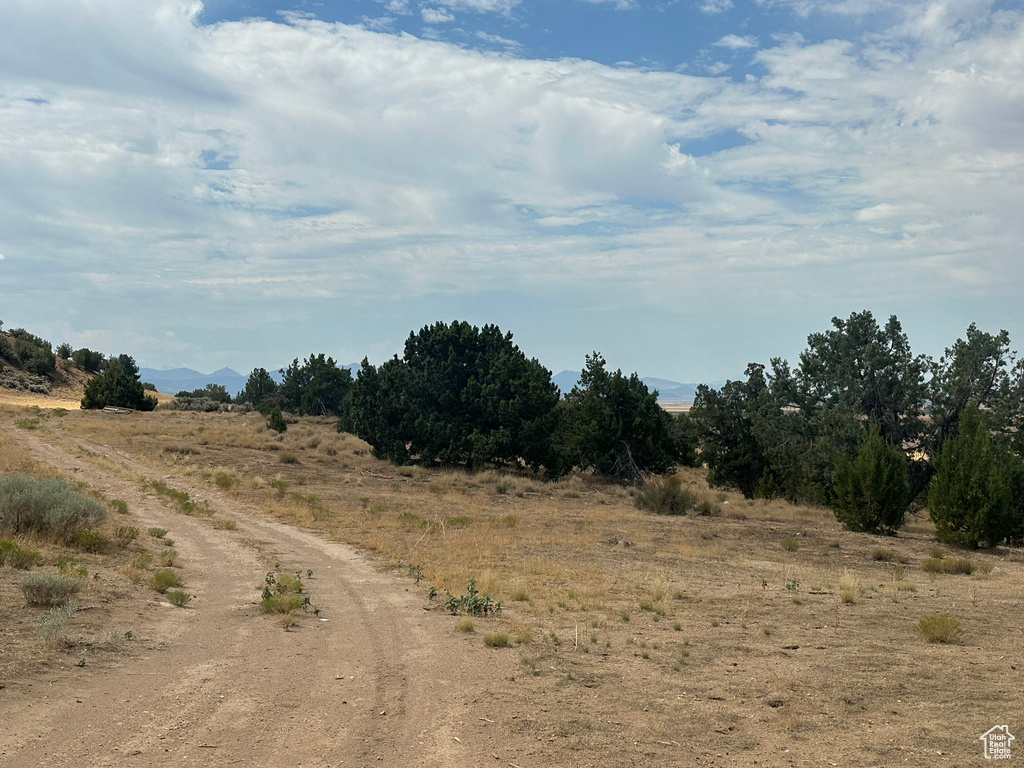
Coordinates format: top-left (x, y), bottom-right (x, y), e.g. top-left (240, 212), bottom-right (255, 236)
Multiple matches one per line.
top-left (0, 423), bottom-right (530, 768)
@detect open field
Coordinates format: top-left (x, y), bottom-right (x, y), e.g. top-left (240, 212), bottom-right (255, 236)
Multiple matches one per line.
top-left (1, 400), bottom-right (1023, 766)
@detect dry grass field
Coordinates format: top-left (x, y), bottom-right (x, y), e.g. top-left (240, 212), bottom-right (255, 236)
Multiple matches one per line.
top-left (2, 399), bottom-right (1023, 765)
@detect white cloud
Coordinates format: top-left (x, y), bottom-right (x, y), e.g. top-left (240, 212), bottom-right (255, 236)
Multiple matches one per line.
top-left (437, 0), bottom-right (521, 14)
top-left (700, 0), bottom-right (734, 14)
top-left (577, 0), bottom-right (640, 9)
top-left (714, 34), bottom-right (758, 49)
top-left (421, 7), bottom-right (456, 23)
top-left (0, 0), bottom-right (1021, 373)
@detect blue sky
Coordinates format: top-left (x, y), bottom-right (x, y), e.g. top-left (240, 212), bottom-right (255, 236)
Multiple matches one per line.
top-left (0, 0), bottom-right (1022, 382)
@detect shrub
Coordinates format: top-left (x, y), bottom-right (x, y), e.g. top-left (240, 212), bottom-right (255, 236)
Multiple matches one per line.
top-left (832, 427), bottom-right (909, 534)
top-left (838, 571), bottom-right (860, 603)
top-left (160, 548), bottom-right (180, 567)
top-left (260, 593), bottom-right (306, 614)
top-left (922, 556), bottom-right (974, 575)
top-left (634, 475), bottom-right (696, 516)
top-left (20, 572), bottom-right (82, 606)
top-left (267, 407), bottom-right (287, 434)
top-left (149, 568), bottom-right (184, 593)
top-left (780, 536), bottom-right (800, 552)
top-left (110, 499), bottom-right (129, 515)
top-left (929, 407), bottom-right (1016, 548)
top-left (166, 590), bottom-right (192, 607)
top-left (0, 540), bottom-right (43, 569)
top-left (73, 530), bottom-right (110, 553)
top-left (917, 614), bottom-right (963, 644)
top-left (113, 526), bottom-right (140, 547)
top-left (455, 617), bottom-right (475, 632)
top-left (484, 632), bottom-right (510, 648)
top-left (0, 474), bottom-right (106, 541)
top-left (38, 600), bottom-right (78, 642)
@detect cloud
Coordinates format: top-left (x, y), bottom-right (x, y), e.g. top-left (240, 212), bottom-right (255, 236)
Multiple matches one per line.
top-left (577, 0), bottom-right (640, 9)
top-left (0, 0), bottom-right (1021, 373)
top-left (421, 7), bottom-right (456, 23)
top-left (714, 34), bottom-right (758, 49)
top-left (436, 0), bottom-right (521, 14)
top-left (700, 0), bottom-right (734, 14)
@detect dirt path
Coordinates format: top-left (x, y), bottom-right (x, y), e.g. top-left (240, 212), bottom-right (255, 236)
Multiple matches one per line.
top-left (0, 424), bottom-right (528, 767)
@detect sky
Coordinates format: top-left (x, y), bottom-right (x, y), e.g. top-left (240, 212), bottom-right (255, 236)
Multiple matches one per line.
top-left (0, 0), bottom-right (1022, 382)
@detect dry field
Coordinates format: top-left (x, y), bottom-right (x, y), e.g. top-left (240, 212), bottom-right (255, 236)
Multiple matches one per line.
top-left (1, 400), bottom-right (1023, 766)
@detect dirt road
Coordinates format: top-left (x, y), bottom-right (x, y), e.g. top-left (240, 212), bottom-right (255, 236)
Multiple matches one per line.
top-left (0, 424), bottom-right (527, 767)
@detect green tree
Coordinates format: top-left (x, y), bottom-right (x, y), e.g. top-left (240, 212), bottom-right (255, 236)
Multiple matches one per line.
top-left (929, 407), bottom-right (1015, 548)
top-left (797, 311), bottom-right (927, 448)
top-left (56, 343), bottom-right (73, 360)
top-left (279, 354), bottom-right (352, 416)
top-left (341, 321), bottom-right (559, 470)
top-left (553, 353), bottom-right (679, 481)
top-left (832, 427), bottom-right (909, 534)
top-left (176, 383), bottom-right (232, 403)
top-left (7, 328), bottom-right (56, 377)
top-left (239, 367), bottom-right (280, 413)
top-left (71, 347), bottom-right (106, 373)
top-left (81, 354), bottom-right (157, 411)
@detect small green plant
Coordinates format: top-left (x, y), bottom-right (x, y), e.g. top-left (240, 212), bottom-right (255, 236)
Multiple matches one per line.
top-left (166, 590), bottom-right (192, 607)
top-left (408, 564), bottom-right (423, 584)
top-left (496, 481), bottom-right (510, 494)
top-left (0, 540), bottom-right (43, 569)
top-left (917, 614), bottom-right (963, 644)
top-left (279, 452), bottom-right (299, 465)
top-left (444, 579), bottom-right (501, 616)
top-left (148, 527), bottom-right (169, 539)
top-left (695, 499), bottom-right (722, 517)
top-left (20, 573), bottom-right (82, 606)
top-left (74, 529), bottom-right (110, 553)
top-left (445, 515), bottom-right (470, 529)
top-left (214, 472), bottom-right (238, 490)
top-left (110, 499), bottom-right (129, 515)
top-left (149, 568), bottom-right (184, 593)
top-left (15, 418), bottom-right (40, 430)
top-left (55, 554), bottom-right (88, 579)
top-left (158, 548), bottom-right (179, 567)
top-left (785, 579), bottom-right (800, 593)
top-left (871, 548), bottom-right (895, 562)
top-left (781, 536), bottom-right (800, 552)
top-left (113, 525), bottom-right (140, 547)
top-left (455, 617), bottom-right (475, 632)
top-left (260, 593), bottom-right (306, 614)
top-left (276, 572), bottom-right (304, 594)
top-left (267, 407), bottom-right (287, 433)
top-left (484, 632), bottom-right (509, 648)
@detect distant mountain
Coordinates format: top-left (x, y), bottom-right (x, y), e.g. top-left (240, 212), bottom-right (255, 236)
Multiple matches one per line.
top-left (551, 370), bottom-right (717, 405)
top-left (140, 363), bottom-right (362, 397)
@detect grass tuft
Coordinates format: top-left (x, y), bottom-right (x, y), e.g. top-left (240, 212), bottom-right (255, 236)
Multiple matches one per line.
top-left (20, 572), bottom-right (82, 606)
top-left (166, 590), bottom-right (192, 607)
top-left (917, 614), bottom-right (963, 644)
top-left (484, 632), bottom-right (509, 648)
top-left (149, 568), bottom-right (184, 593)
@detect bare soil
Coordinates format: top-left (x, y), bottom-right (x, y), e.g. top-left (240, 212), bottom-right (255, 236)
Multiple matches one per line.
top-left (1, 403), bottom-right (1023, 767)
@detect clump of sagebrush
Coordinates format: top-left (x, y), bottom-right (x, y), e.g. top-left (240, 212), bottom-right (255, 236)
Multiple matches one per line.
top-left (37, 599), bottom-right (79, 643)
top-left (0, 474), bottom-right (106, 542)
top-left (634, 475), bottom-right (697, 516)
top-left (0, 539), bottom-right (43, 569)
top-left (20, 572), bottom-right (82, 606)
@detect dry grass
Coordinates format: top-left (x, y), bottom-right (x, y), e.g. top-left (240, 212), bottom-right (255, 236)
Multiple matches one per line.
top-left (35, 406), bottom-right (1024, 764)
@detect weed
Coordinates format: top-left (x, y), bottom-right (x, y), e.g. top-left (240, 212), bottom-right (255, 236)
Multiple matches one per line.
top-left (695, 499), bottom-right (722, 517)
top-left (113, 525), bottom-right (140, 547)
top-left (276, 572), bottom-right (304, 594)
top-left (408, 564), bottom-right (423, 584)
top-left (917, 614), bottom-right (963, 644)
top-left (496, 481), bottom-right (510, 494)
top-left (261, 593), bottom-right (306, 614)
top-left (445, 579), bottom-right (501, 616)
top-left (148, 527), bottom-right (169, 539)
top-left (149, 568), bottom-right (184, 593)
top-left (110, 499), bottom-right (129, 515)
top-left (160, 548), bottom-right (180, 567)
top-left (896, 581), bottom-right (916, 592)
top-left (166, 590), bottom-right (192, 607)
top-left (871, 547), bottom-right (895, 562)
top-left (838, 571), bottom-right (860, 603)
top-left (20, 573), bottom-right (82, 606)
top-left (214, 472), bottom-right (239, 490)
top-left (37, 599), bottom-right (78, 642)
top-left (0, 540), bottom-right (42, 569)
top-left (922, 556), bottom-right (974, 575)
top-left (621, 612), bottom-right (630, 622)
top-left (74, 529), bottom-right (109, 553)
top-left (56, 554), bottom-right (88, 579)
top-left (484, 632), bottom-right (509, 648)
top-left (15, 418), bottom-right (40, 430)
top-left (210, 517), bottom-right (238, 530)
top-left (445, 515), bottom-right (470, 529)
top-left (455, 617), bottom-right (475, 632)
top-left (634, 475), bottom-right (696, 516)
top-left (279, 452), bottom-right (299, 465)
top-left (673, 622), bottom-right (682, 631)
top-left (785, 579), bottom-right (800, 593)
top-left (781, 536), bottom-right (800, 552)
